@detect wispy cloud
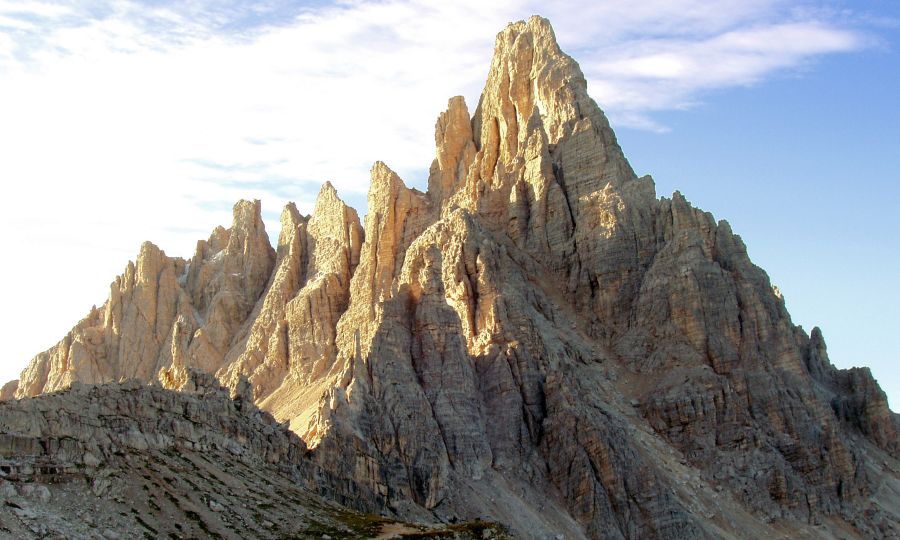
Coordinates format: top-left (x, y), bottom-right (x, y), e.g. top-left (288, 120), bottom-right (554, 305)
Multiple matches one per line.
top-left (579, 21), bottom-right (867, 129)
top-left (0, 0), bottom-right (887, 382)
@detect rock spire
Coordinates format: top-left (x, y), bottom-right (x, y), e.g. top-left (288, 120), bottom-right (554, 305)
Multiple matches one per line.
top-left (4, 15), bottom-right (897, 540)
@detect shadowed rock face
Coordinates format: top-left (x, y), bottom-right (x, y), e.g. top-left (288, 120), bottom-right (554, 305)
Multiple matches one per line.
top-left (5, 15), bottom-right (898, 540)
top-left (0, 373), bottom-right (507, 539)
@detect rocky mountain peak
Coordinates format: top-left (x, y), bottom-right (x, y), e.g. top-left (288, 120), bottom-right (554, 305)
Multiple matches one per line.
top-left (222, 198), bottom-right (275, 292)
top-left (477, 16), bottom-right (586, 146)
top-left (423, 16), bottom-right (647, 317)
top-left (275, 201), bottom-right (305, 257)
top-left (428, 95), bottom-right (474, 208)
top-left (3, 16), bottom-right (898, 540)
top-left (309, 180), bottom-right (363, 272)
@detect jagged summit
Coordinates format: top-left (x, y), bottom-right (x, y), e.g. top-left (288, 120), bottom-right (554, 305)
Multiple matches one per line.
top-left (3, 16), bottom-right (897, 540)
top-left (429, 16), bottom-right (636, 217)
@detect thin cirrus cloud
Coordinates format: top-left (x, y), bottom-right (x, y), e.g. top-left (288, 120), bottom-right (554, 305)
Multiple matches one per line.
top-left (0, 0), bottom-right (877, 382)
top-left (583, 22), bottom-right (866, 125)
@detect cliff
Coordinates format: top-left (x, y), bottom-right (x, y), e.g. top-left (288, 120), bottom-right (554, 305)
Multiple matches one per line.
top-left (4, 16), bottom-right (898, 540)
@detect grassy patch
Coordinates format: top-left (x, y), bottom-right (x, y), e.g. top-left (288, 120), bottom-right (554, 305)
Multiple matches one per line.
top-left (381, 519), bottom-right (508, 539)
top-left (335, 510), bottom-right (390, 536)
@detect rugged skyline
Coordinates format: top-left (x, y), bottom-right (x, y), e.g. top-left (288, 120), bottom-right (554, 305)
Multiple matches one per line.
top-left (0, 0), bottom-right (898, 409)
top-left (3, 16), bottom-right (897, 539)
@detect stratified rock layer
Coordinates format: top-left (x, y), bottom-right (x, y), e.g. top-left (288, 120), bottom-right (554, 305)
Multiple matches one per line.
top-left (0, 374), bottom-right (506, 539)
top-left (6, 15), bottom-right (898, 540)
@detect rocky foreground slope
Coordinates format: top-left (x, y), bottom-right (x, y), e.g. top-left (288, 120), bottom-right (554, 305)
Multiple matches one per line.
top-left (3, 16), bottom-right (899, 540)
top-left (0, 371), bottom-right (504, 539)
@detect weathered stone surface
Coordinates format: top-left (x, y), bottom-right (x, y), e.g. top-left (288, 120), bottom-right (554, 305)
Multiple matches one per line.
top-left (0, 376), bottom-right (504, 539)
top-left (300, 16), bottom-right (898, 539)
top-left (219, 182), bottom-right (363, 432)
top-left (4, 14), bottom-right (898, 540)
top-left (0, 380), bottom-right (17, 401)
top-left (12, 200), bottom-right (275, 399)
top-left (183, 199), bottom-right (277, 374)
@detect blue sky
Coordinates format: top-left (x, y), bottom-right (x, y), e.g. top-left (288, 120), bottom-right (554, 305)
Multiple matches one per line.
top-left (0, 0), bottom-right (896, 409)
top-left (617, 23), bottom-right (900, 410)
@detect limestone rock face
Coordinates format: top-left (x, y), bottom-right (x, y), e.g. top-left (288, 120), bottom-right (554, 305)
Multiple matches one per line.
top-left (184, 199), bottom-right (277, 374)
top-left (0, 381), bottom-right (17, 401)
top-left (14, 200), bottom-right (275, 398)
top-left (5, 15), bottom-right (899, 540)
top-left (219, 182), bottom-right (363, 430)
top-left (300, 16), bottom-right (899, 539)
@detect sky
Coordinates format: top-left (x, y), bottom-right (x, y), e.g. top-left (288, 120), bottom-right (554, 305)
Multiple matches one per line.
top-left (0, 0), bottom-right (896, 410)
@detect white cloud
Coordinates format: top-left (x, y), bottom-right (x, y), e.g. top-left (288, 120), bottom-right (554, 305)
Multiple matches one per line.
top-left (0, 1), bottom-right (72, 18)
top-left (0, 0), bottom-right (879, 384)
top-left (0, 13), bottom-right (34, 29)
top-left (579, 21), bottom-right (865, 127)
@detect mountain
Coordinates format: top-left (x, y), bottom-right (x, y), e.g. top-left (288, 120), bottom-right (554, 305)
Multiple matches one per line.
top-left (3, 16), bottom-right (898, 540)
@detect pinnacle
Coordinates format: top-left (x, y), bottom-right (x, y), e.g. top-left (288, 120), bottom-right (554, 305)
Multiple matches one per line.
top-left (277, 202), bottom-right (303, 250)
top-left (370, 160), bottom-right (396, 179)
top-left (280, 201), bottom-right (300, 221)
top-left (232, 199), bottom-right (264, 226)
top-left (137, 240), bottom-right (163, 258)
top-left (497, 15), bottom-right (559, 49)
top-left (810, 326), bottom-right (825, 344)
top-left (312, 178), bottom-right (360, 240)
top-left (314, 181), bottom-right (342, 214)
top-left (319, 180), bottom-right (338, 198)
top-left (4, 18), bottom-right (897, 540)
top-left (368, 161), bottom-right (407, 201)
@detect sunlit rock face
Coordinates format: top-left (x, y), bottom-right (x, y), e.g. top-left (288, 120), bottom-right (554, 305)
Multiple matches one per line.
top-left (6, 16), bottom-right (898, 540)
top-left (15, 200), bottom-right (275, 399)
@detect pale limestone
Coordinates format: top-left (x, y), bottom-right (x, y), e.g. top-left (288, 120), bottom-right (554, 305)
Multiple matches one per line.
top-left (4, 15), bottom-right (898, 540)
top-left (14, 200), bottom-right (274, 398)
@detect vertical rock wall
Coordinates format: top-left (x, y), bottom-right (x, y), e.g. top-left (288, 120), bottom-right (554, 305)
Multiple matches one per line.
top-left (7, 15), bottom-right (897, 540)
